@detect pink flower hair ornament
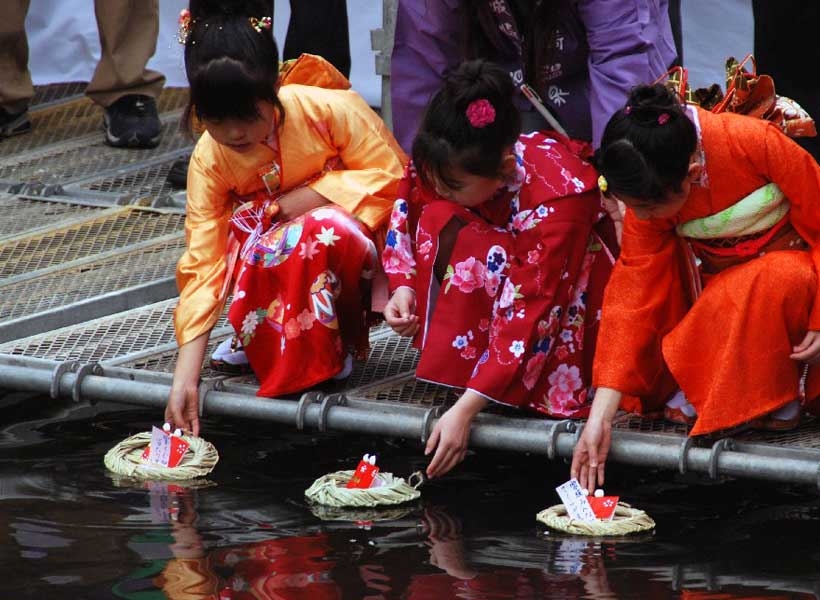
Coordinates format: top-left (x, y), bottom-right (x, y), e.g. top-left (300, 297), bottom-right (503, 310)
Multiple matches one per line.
top-left (466, 99), bottom-right (496, 128)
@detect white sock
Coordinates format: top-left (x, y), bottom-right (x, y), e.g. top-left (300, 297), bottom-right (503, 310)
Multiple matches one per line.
top-left (772, 399), bottom-right (800, 420)
top-left (666, 390), bottom-right (697, 417)
top-left (333, 354), bottom-right (353, 380)
top-left (211, 337), bottom-right (248, 366)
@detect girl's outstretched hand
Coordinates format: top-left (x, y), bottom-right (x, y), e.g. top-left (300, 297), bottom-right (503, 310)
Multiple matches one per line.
top-left (425, 391), bottom-right (488, 479)
top-left (570, 387), bottom-right (621, 491)
top-left (384, 287), bottom-right (419, 337)
top-left (790, 330), bottom-right (820, 363)
top-left (165, 379), bottom-right (200, 438)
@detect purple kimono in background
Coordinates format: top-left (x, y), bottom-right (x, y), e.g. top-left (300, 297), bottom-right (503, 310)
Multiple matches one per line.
top-left (390, 0), bottom-right (677, 151)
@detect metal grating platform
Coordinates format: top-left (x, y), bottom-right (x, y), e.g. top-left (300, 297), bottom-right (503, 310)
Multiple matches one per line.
top-left (30, 82), bottom-right (88, 108)
top-left (0, 194), bottom-right (106, 240)
top-left (79, 155), bottom-right (188, 204)
top-left (0, 299), bottom-right (181, 363)
top-left (0, 235), bottom-right (184, 322)
top-left (0, 116), bottom-right (189, 187)
top-left (0, 208), bottom-right (184, 280)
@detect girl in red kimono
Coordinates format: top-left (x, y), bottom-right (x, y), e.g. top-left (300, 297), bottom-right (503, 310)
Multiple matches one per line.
top-left (572, 84), bottom-right (820, 492)
top-left (164, 0), bottom-right (405, 436)
top-left (383, 60), bottom-right (618, 478)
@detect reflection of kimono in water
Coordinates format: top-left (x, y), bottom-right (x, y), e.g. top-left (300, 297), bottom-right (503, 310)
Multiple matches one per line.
top-left (174, 58), bottom-right (405, 397)
top-left (383, 132), bottom-right (617, 417)
top-left (595, 107), bottom-right (820, 434)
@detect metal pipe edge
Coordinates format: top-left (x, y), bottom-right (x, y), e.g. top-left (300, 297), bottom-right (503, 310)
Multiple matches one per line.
top-left (1, 354), bottom-right (820, 488)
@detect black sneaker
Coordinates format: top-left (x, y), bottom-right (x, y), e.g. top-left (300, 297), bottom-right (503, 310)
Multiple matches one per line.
top-left (166, 156), bottom-right (189, 189)
top-left (0, 107), bottom-right (32, 139)
top-left (103, 94), bottom-right (161, 148)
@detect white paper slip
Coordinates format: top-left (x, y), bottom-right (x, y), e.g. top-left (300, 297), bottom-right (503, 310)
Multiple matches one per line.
top-left (555, 478), bottom-right (597, 522)
top-left (148, 425), bottom-right (172, 466)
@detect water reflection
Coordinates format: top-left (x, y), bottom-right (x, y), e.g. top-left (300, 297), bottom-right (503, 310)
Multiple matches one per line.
top-left (2, 403), bottom-right (820, 599)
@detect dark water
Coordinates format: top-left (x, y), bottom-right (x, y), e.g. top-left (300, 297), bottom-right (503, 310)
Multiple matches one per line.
top-left (2, 392), bottom-right (820, 600)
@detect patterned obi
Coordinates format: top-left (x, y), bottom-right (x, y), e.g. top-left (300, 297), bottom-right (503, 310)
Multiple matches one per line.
top-left (677, 183), bottom-right (808, 276)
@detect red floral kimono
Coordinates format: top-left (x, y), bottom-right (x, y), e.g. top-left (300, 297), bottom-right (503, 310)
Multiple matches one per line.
top-left (383, 132), bottom-right (617, 417)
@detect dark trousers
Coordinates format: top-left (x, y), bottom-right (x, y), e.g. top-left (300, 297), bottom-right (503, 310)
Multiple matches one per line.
top-left (283, 0), bottom-right (351, 78)
top-left (752, 0), bottom-right (820, 161)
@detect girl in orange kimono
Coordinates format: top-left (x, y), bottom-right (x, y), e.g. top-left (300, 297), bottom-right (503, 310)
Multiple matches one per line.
top-left (572, 83), bottom-right (820, 491)
top-left (164, 1), bottom-right (405, 435)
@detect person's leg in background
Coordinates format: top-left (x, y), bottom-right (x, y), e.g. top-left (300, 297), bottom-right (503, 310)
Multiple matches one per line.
top-left (752, 0), bottom-right (820, 162)
top-left (667, 0), bottom-right (683, 66)
top-left (283, 0), bottom-right (351, 78)
top-left (0, 0), bottom-right (34, 138)
top-left (89, 0), bottom-right (165, 148)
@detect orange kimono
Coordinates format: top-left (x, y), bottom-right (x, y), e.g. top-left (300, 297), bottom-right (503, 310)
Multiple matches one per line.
top-left (175, 82), bottom-right (405, 395)
top-left (594, 107), bottom-right (820, 435)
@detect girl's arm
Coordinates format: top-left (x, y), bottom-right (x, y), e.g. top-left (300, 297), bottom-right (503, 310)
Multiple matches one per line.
top-left (276, 186), bottom-right (330, 221)
top-left (425, 390), bottom-right (489, 479)
top-left (570, 387), bottom-right (621, 491)
top-left (165, 333), bottom-right (209, 437)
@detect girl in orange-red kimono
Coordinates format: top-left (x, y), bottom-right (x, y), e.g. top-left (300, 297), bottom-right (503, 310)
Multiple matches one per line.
top-left (572, 83), bottom-right (820, 491)
top-left (164, 1), bottom-right (405, 436)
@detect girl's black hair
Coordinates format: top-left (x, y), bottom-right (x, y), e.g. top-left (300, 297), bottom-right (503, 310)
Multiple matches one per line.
top-left (595, 84), bottom-right (697, 203)
top-left (182, 0), bottom-right (284, 133)
top-left (412, 59), bottom-right (521, 191)
top-left (461, 0), bottom-right (562, 91)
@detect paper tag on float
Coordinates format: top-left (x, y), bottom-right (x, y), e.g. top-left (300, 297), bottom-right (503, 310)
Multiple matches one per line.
top-left (587, 495), bottom-right (620, 521)
top-left (346, 454), bottom-right (380, 489)
top-left (142, 426), bottom-right (190, 468)
top-left (555, 478), bottom-right (597, 522)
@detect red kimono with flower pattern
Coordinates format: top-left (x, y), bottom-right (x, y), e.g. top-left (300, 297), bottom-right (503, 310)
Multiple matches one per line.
top-left (383, 132), bottom-right (618, 417)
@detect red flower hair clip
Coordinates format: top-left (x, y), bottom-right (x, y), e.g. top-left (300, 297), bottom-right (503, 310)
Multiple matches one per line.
top-left (177, 9), bottom-right (192, 44)
top-left (466, 99), bottom-right (496, 128)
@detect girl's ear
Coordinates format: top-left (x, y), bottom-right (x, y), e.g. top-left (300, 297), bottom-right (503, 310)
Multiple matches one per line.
top-left (501, 149), bottom-right (517, 177)
top-left (687, 161), bottom-right (703, 182)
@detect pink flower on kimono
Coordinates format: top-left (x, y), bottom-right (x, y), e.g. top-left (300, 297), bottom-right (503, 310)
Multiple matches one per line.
top-left (527, 248), bottom-right (541, 264)
top-left (389, 200), bottom-right (409, 229)
top-left (382, 233), bottom-right (416, 276)
top-left (547, 364), bottom-right (583, 409)
top-left (522, 352), bottom-right (547, 390)
top-left (417, 238), bottom-right (433, 258)
top-left (296, 309), bottom-right (315, 330)
top-left (299, 237), bottom-right (320, 260)
top-left (448, 257), bottom-right (486, 293)
top-left (498, 278), bottom-right (519, 308)
top-left (284, 317), bottom-right (301, 339)
top-left (555, 345), bottom-right (569, 360)
top-left (478, 318), bottom-right (490, 332)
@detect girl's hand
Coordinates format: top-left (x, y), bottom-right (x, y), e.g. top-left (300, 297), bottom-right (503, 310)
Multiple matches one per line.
top-left (165, 333), bottom-right (209, 437)
top-left (384, 287), bottom-right (419, 337)
top-left (165, 378), bottom-right (200, 438)
top-left (425, 391), bottom-right (488, 478)
top-left (277, 186), bottom-right (329, 221)
top-left (791, 330), bottom-right (820, 363)
top-left (570, 387), bottom-right (621, 491)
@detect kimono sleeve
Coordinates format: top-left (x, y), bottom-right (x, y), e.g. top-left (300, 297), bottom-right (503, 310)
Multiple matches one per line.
top-left (592, 209), bottom-right (688, 396)
top-left (382, 166), bottom-right (419, 292)
top-left (173, 147), bottom-right (234, 346)
top-left (307, 91), bottom-right (407, 233)
top-left (758, 123), bottom-right (820, 329)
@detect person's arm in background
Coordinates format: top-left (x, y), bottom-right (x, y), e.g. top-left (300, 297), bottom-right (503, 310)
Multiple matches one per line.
top-left (578, 0), bottom-right (678, 147)
top-left (390, 0), bottom-right (462, 153)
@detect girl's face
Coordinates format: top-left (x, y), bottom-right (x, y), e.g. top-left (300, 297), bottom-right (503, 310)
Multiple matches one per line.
top-left (201, 101), bottom-right (276, 154)
top-left (434, 170), bottom-right (505, 207)
top-left (615, 181), bottom-right (691, 221)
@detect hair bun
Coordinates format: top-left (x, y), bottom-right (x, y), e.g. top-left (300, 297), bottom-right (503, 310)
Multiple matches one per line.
top-left (627, 84), bottom-right (681, 113)
top-left (446, 59), bottom-right (514, 110)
